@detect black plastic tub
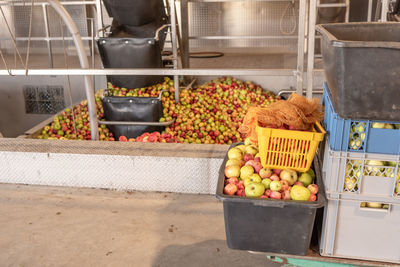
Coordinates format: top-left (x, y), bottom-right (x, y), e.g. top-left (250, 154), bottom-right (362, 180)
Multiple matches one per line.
top-left (216, 144), bottom-right (326, 255)
top-left (316, 22), bottom-right (400, 121)
top-left (102, 96), bottom-right (164, 139)
top-left (103, 0), bottom-right (162, 26)
top-left (97, 36), bottom-right (164, 89)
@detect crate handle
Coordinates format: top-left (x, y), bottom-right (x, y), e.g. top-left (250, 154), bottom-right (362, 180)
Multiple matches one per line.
top-left (359, 203), bottom-right (391, 213)
top-left (253, 200), bottom-right (285, 208)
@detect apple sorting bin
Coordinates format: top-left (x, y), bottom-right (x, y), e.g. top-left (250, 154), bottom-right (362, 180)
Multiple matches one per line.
top-left (216, 145), bottom-right (326, 255)
top-left (317, 22), bottom-right (400, 121)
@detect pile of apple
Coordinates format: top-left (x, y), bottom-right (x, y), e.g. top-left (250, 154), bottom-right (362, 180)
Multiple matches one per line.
top-left (36, 92), bottom-right (113, 141)
top-left (118, 132), bottom-right (177, 143)
top-left (224, 139), bottom-right (319, 201)
top-left (108, 77), bottom-right (279, 144)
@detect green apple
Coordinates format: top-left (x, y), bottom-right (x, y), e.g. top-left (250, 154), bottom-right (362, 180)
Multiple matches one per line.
top-left (366, 202), bottom-right (382, 209)
top-left (290, 185), bottom-right (311, 201)
top-left (298, 172), bottom-right (313, 187)
top-left (245, 183), bottom-right (265, 198)
top-left (225, 159), bottom-right (243, 167)
top-left (270, 180), bottom-right (282, 192)
top-left (261, 178), bottom-right (272, 189)
top-left (228, 148), bottom-right (243, 160)
top-left (344, 177), bottom-right (357, 191)
top-left (386, 161), bottom-right (397, 167)
top-left (240, 165), bottom-right (254, 180)
top-left (244, 174), bottom-right (261, 187)
top-left (382, 204), bottom-right (389, 209)
top-left (349, 139), bottom-right (362, 150)
top-left (395, 182), bottom-right (400, 194)
top-left (280, 169), bottom-right (298, 185)
top-left (371, 122), bottom-right (385, 129)
top-left (245, 145), bottom-right (258, 156)
top-left (235, 145), bottom-right (247, 154)
top-left (244, 137), bottom-right (253, 146)
top-left (384, 124), bottom-right (394, 129)
top-left (395, 124), bottom-right (400, 129)
top-left (365, 160), bottom-right (384, 175)
top-left (306, 168), bottom-right (316, 179)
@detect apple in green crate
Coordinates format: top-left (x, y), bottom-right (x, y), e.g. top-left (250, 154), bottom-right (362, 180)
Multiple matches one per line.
top-left (298, 172), bottom-right (313, 187)
top-left (245, 183), bottom-right (265, 198)
top-left (280, 169), bottom-right (298, 185)
top-left (261, 178), bottom-right (272, 190)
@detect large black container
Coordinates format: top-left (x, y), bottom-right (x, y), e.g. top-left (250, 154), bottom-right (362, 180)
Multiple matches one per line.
top-left (316, 22), bottom-right (400, 121)
top-left (216, 145), bottom-right (326, 255)
top-left (97, 35), bottom-right (164, 89)
top-left (102, 96), bottom-right (164, 139)
top-left (103, 0), bottom-right (163, 26)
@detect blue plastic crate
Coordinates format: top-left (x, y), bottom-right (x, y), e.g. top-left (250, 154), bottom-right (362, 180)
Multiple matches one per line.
top-left (323, 83), bottom-right (400, 155)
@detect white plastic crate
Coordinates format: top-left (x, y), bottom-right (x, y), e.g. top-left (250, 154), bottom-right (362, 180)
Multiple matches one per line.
top-left (322, 140), bottom-right (400, 204)
top-left (320, 197), bottom-right (400, 263)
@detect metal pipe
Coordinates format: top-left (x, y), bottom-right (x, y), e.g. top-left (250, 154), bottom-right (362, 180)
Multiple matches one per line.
top-left (344, 0), bottom-right (350, 23)
top-left (95, 0), bottom-right (103, 37)
top-left (367, 0), bottom-right (373, 21)
top-left (381, 0), bottom-right (389, 22)
top-left (189, 35), bottom-right (299, 40)
top-left (296, 0), bottom-right (307, 94)
top-left (47, 0), bottom-right (98, 140)
top-left (0, 1), bottom-right (97, 6)
top-left (42, 3), bottom-right (53, 68)
top-left (0, 36), bottom-right (99, 41)
top-left (98, 120), bottom-right (175, 126)
top-left (0, 68), bottom-right (300, 76)
top-left (180, 0), bottom-right (190, 69)
top-left (169, 0), bottom-right (180, 102)
top-left (306, 0), bottom-right (317, 99)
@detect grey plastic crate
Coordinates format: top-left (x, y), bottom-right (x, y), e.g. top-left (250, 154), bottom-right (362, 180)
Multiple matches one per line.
top-left (322, 140), bottom-right (400, 204)
top-left (320, 197), bottom-right (400, 263)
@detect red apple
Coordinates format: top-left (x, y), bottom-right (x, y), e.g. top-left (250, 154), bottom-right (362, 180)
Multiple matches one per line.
top-left (259, 168), bottom-right (273, 179)
top-left (295, 181), bottom-right (304, 186)
top-left (224, 183), bottom-right (238, 195)
top-left (244, 154), bottom-right (254, 162)
top-left (227, 177), bottom-right (239, 184)
top-left (280, 180), bottom-right (290, 191)
top-left (273, 169), bottom-right (282, 176)
top-left (270, 174), bottom-right (280, 181)
top-left (264, 189), bottom-right (272, 197)
top-left (260, 195), bottom-right (269, 199)
top-left (119, 136), bottom-right (128, 142)
top-left (270, 191), bottom-right (282, 199)
top-left (309, 194), bottom-right (317, 201)
top-left (282, 190), bottom-right (291, 200)
top-left (308, 184), bottom-right (319, 195)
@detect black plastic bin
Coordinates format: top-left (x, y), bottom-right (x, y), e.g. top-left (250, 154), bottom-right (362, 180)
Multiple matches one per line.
top-left (97, 30), bottom-right (165, 89)
top-left (102, 95), bottom-right (164, 139)
top-left (316, 22), bottom-right (400, 121)
top-left (102, 0), bottom-right (163, 26)
top-left (216, 144), bottom-right (326, 255)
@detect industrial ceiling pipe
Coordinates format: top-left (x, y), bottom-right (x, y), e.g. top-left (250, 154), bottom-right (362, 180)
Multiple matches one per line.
top-left (47, 0), bottom-right (99, 140)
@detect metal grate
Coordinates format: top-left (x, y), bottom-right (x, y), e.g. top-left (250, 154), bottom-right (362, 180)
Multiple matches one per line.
top-left (23, 85), bottom-right (65, 114)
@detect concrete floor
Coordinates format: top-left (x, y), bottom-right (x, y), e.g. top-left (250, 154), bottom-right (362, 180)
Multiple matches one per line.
top-left (0, 184), bottom-right (281, 267)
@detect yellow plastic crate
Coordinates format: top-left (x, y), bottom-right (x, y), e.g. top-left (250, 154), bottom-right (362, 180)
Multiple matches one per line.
top-left (256, 122), bottom-right (325, 172)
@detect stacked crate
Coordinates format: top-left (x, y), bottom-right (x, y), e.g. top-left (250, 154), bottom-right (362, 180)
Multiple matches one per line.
top-left (320, 83), bottom-right (400, 263)
top-left (316, 22), bottom-right (400, 264)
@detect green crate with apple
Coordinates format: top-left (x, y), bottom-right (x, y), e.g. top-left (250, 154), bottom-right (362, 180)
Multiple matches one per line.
top-left (216, 140), bottom-right (326, 255)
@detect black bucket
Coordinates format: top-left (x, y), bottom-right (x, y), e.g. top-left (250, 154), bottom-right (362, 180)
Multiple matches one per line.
top-left (97, 33), bottom-right (164, 89)
top-left (102, 96), bottom-right (164, 139)
top-left (102, 0), bottom-right (165, 26)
